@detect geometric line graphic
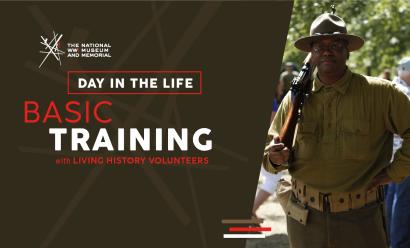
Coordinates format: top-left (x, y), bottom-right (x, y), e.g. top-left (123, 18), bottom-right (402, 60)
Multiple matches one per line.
top-left (39, 31), bottom-right (64, 68)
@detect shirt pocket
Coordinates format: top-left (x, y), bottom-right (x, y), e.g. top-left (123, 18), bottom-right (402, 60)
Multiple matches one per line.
top-left (341, 120), bottom-right (370, 160)
top-left (295, 121), bottom-right (317, 160)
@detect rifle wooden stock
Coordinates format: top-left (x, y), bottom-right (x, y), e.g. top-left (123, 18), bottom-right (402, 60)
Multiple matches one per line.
top-left (279, 53), bottom-right (314, 153)
top-left (279, 93), bottom-right (304, 149)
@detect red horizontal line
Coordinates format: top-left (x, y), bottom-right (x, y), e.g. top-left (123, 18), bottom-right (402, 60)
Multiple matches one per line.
top-left (228, 227), bottom-right (271, 232)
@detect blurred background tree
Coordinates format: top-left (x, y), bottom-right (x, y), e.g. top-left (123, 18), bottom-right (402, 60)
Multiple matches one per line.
top-left (283, 0), bottom-right (410, 76)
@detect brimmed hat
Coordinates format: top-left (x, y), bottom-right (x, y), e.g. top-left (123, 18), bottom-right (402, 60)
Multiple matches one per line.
top-left (294, 13), bottom-right (364, 52)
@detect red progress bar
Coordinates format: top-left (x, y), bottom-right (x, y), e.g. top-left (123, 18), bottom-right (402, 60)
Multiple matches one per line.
top-left (228, 227), bottom-right (271, 232)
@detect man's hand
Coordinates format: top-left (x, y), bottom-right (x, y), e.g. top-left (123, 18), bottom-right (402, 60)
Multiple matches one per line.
top-left (265, 136), bottom-right (290, 165)
top-left (366, 168), bottom-right (393, 190)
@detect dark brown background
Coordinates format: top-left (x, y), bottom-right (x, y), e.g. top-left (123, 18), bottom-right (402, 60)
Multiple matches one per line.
top-left (1, 1), bottom-right (292, 247)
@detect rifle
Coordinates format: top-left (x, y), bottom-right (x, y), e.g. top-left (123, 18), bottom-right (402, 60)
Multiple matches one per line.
top-left (278, 53), bottom-right (315, 164)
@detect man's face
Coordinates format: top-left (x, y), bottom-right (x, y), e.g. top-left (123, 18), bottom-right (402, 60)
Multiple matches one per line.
top-left (286, 65), bottom-right (293, 72)
top-left (310, 38), bottom-right (348, 74)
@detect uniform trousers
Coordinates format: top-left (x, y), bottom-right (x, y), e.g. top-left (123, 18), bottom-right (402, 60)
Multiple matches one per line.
top-left (287, 200), bottom-right (388, 248)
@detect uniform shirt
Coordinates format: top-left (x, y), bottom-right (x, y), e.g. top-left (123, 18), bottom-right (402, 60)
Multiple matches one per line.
top-left (263, 68), bottom-right (410, 192)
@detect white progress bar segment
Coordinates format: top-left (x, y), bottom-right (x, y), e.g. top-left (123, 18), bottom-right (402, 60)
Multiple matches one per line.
top-left (223, 234), bottom-right (265, 239)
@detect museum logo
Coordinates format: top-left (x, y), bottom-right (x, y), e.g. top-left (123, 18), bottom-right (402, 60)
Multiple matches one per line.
top-left (39, 31), bottom-right (64, 68)
top-left (38, 30), bottom-right (112, 68)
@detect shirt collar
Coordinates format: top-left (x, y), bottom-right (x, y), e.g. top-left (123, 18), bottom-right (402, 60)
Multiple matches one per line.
top-left (393, 77), bottom-right (410, 89)
top-left (312, 67), bottom-right (352, 95)
top-left (393, 76), bottom-right (410, 96)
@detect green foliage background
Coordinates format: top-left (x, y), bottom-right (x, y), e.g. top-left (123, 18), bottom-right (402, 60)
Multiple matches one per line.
top-left (283, 0), bottom-right (410, 76)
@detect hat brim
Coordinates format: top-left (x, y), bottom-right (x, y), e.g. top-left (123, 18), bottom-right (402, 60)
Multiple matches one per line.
top-left (294, 33), bottom-right (365, 52)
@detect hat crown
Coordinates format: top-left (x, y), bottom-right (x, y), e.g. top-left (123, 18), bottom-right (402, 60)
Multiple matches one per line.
top-left (310, 13), bottom-right (347, 36)
top-left (294, 12), bottom-right (364, 52)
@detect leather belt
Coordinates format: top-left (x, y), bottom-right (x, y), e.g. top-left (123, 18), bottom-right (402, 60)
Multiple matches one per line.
top-left (291, 179), bottom-right (384, 213)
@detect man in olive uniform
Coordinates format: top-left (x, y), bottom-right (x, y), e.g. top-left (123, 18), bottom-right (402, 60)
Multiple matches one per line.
top-left (263, 12), bottom-right (410, 248)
